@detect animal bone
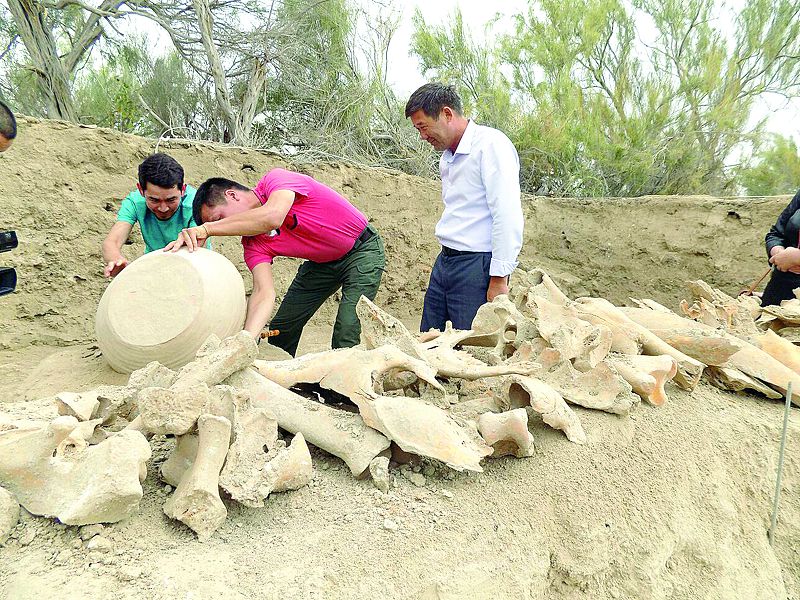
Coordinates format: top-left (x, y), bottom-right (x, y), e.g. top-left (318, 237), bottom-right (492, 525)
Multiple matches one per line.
top-left (419, 322), bottom-right (540, 380)
top-left (138, 332), bottom-right (258, 435)
top-left (502, 376), bottom-right (586, 444)
top-left (56, 391), bottom-right (100, 421)
top-left (623, 306), bottom-right (800, 401)
top-left (477, 409), bottom-right (535, 458)
top-left (260, 433), bottom-right (313, 495)
top-left (541, 360), bottom-right (638, 415)
top-left (705, 366), bottom-right (783, 399)
top-left (254, 346), bottom-right (492, 471)
top-left (604, 354), bottom-right (677, 406)
top-left (534, 296), bottom-right (612, 368)
top-left (680, 280), bottom-right (760, 334)
top-left (0, 486), bottom-right (19, 544)
top-left (225, 368), bottom-right (390, 476)
top-left (0, 415), bottom-right (151, 525)
top-left (357, 296), bottom-right (538, 380)
top-left (570, 297), bottom-right (704, 390)
top-left (219, 406), bottom-right (280, 507)
top-left (164, 414), bottom-right (231, 541)
top-left (509, 268), bottom-right (571, 313)
top-left (460, 295), bottom-right (539, 358)
top-left (160, 433), bottom-right (199, 488)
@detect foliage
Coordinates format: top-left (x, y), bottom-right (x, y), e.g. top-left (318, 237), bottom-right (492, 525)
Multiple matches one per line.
top-left (411, 0), bottom-right (800, 197)
top-left (739, 135), bottom-right (800, 196)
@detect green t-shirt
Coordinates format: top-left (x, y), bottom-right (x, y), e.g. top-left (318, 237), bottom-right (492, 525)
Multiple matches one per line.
top-left (116, 185), bottom-right (209, 253)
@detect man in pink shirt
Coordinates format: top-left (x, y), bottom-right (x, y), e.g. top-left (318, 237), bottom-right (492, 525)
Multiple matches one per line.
top-left (166, 168), bottom-right (385, 356)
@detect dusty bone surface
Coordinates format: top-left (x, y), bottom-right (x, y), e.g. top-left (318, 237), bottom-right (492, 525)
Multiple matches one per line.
top-left (0, 415), bottom-right (151, 525)
top-left (225, 368), bottom-right (391, 476)
top-left (218, 403), bottom-right (282, 507)
top-left (604, 354), bottom-right (678, 406)
top-left (477, 408), bottom-right (535, 458)
top-left (533, 296), bottom-right (612, 368)
top-left (539, 359), bottom-right (638, 415)
top-left (460, 295), bottom-right (539, 358)
top-left (357, 296), bottom-right (538, 380)
top-left (569, 297), bottom-right (704, 391)
top-left (501, 376), bottom-right (586, 444)
top-left (254, 345), bottom-right (492, 472)
top-left (160, 433), bottom-right (199, 488)
top-left (137, 332), bottom-right (258, 436)
top-left (623, 305), bottom-right (800, 399)
top-left (164, 413), bottom-right (231, 541)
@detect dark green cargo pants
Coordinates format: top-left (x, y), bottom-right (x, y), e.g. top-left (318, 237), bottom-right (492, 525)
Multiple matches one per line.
top-left (268, 224), bottom-right (385, 357)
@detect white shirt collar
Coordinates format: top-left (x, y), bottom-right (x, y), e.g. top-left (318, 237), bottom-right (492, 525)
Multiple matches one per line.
top-left (447, 119), bottom-right (476, 158)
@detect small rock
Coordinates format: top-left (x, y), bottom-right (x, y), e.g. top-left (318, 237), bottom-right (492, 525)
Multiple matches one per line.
top-left (55, 549), bottom-right (72, 564)
top-left (441, 490), bottom-right (454, 499)
top-left (79, 524), bottom-right (105, 541)
top-left (86, 536), bottom-right (113, 553)
top-left (382, 519), bottom-right (398, 532)
top-left (71, 538), bottom-right (83, 549)
top-left (412, 465), bottom-right (422, 473)
top-left (164, 485), bottom-right (173, 494)
top-left (422, 465), bottom-right (436, 477)
top-left (369, 457), bottom-right (391, 493)
top-left (408, 472), bottom-right (426, 487)
top-left (19, 528), bottom-right (36, 546)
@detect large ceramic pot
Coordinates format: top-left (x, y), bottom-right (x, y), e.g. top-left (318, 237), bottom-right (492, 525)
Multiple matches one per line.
top-left (96, 248), bottom-right (246, 373)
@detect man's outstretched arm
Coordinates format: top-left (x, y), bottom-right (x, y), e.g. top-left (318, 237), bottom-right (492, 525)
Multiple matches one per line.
top-left (166, 190), bottom-right (296, 252)
top-left (102, 221), bottom-right (133, 277)
top-left (243, 262), bottom-right (277, 338)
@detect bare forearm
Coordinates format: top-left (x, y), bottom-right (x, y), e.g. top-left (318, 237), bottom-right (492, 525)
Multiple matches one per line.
top-left (205, 210), bottom-right (280, 238)
top-left (102, 237), bottom-right (124, 262)
top-left (243, 291), bottom-right (276, 337)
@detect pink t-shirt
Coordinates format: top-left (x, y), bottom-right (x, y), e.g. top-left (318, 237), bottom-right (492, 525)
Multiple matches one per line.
top-left (242, 168), bottom-right (368, 270)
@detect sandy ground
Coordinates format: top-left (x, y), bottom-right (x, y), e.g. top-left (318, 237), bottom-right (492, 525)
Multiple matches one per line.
top-left (0, 118), bottom-right (799, 599)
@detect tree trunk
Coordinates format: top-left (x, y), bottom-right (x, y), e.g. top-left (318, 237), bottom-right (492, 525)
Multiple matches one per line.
top-left (6, 0), bottom-right (77, 121)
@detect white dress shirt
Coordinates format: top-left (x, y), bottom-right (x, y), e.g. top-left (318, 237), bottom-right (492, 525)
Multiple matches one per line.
top-left (437, 120), bottom-right (523, 277)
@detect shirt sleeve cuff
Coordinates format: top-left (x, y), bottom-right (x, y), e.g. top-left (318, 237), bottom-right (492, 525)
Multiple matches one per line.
top-left (490, 258), bottom-right (517, 277)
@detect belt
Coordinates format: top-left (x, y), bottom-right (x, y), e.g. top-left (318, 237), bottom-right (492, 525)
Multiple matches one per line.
top-left (357, 225), bottom-right (376, 245)
top-left (441, 245), bottom-right (481, 257)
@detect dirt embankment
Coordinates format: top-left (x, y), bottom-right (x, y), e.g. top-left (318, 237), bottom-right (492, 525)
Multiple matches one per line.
top-left (0, 117), bottom-right (788, 350)
top-left (0, 118), bottom-right (798, 600)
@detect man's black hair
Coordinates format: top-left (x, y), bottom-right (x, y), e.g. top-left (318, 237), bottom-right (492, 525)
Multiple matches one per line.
top-left (192, 177), bottom-right (250, 225)
top-left (138, 153), bottom-right (185, 191)
top-left (0, 100), bottom-right (17, 140)
top-left (404, 82), bottom-right (463, 119)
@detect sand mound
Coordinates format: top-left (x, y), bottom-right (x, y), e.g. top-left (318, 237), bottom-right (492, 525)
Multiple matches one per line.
top-left (0, 118), bottom-right (798, 599)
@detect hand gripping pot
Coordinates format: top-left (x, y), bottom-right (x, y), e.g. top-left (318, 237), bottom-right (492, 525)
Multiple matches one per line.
top-left (96, 248), bottom-right (246, 373)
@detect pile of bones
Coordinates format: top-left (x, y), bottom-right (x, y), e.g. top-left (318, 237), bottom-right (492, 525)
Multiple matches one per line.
top-left (2, 268), bottom-right (799, 542)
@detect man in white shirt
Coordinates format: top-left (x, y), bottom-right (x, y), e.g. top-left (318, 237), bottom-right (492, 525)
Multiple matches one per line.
top-left (405, 83), bottom-right (524, 332)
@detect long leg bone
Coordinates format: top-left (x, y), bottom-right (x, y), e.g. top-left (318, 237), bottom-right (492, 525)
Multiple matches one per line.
top-left (225, 368), bottom-right (390, 476)
top-left (164, 414), bottom-right (231, 541)
top-left (570, 298), bottom-right (704, 390)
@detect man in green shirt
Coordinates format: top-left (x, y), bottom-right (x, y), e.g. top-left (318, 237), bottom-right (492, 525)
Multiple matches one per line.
top-left (102, 153), bottom-right (205, 277)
